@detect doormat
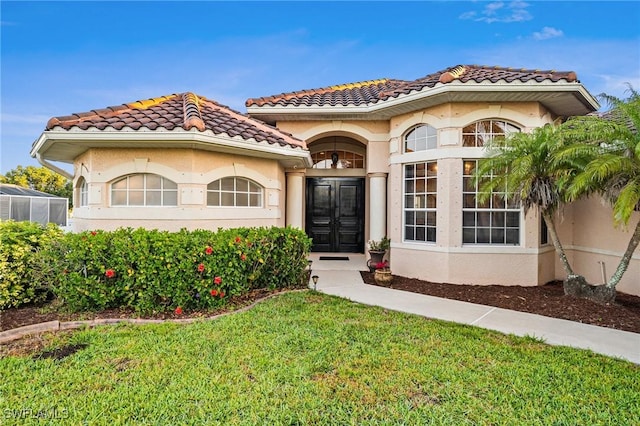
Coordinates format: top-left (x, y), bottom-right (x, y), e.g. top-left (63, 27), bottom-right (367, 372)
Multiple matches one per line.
top-left (319, 256), bottom-right (350, 261)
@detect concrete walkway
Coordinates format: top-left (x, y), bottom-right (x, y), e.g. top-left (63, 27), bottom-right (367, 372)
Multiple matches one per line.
top-left (308, 253), bottom-right (640, 364)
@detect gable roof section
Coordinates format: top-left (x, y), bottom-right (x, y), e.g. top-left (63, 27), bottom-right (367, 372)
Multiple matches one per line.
top-left (246, 64), bottom-right (599, 122)
top-left (32, 93), bottom-right (311, 173)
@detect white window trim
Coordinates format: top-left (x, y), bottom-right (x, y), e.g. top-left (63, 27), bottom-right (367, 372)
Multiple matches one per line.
top-left (110, 173), bottom-right (178, 207)
top-left (207, 177), bottom-right (264, 208)
top-left (462, 159), bottom-right (522, 246)
top-left (402, 161), bottom-right (437, 244)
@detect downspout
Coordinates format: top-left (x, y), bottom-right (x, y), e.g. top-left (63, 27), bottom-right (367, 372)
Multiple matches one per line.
top-left (36, 152), bottom-right (73, 180)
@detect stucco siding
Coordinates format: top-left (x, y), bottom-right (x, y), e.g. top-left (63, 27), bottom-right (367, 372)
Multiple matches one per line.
top-left (72, 148), bottom-right (286, 231)
top-left (561, 198), bottom-right (639, 295)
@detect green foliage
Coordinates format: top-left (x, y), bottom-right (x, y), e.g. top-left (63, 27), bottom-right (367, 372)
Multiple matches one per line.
top-left (1, 292), bottom-right (637, 424)
top-left (0, 221), bottom-right (63, 309)
top-left (560, 86), bottom-right (640, 225)
top-left (0, 165), bottom-right (72, 200)
top-left (368, 236), bottom-right (390, 251)
top-left (475, 123), bottom-right (579, 216)
top-left (34, 226), bottom-right (312, 313)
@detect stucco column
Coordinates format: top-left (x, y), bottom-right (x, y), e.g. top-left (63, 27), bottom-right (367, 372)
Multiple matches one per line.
top-left (369, 172), bottom-right (387, 241)
top-left (286, 170), bottom-right (306, 229)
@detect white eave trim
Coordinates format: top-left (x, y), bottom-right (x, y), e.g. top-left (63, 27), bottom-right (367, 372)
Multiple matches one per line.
top-left (31, 129), bottom-right (313, 167)
top-left (246, 81), bottom-right (600, 117)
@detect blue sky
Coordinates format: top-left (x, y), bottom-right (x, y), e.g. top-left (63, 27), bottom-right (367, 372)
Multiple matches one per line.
top-left (1, 1), bottom-right (639, 174)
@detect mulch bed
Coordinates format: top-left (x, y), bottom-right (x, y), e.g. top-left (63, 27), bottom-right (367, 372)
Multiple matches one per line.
top-left (361, 272), bottom-right (640, 333)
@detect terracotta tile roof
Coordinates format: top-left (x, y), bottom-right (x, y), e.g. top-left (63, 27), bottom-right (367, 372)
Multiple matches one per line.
top-left (245, 78), bottom-right (410, 107)
top-left (45, 93), bottom-right (305, 148)
top-left (245, 65), bottom-right (580, 108)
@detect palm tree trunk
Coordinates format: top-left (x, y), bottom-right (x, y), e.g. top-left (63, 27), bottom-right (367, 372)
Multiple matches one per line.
top-left (542, 212), bottom-right (575, 276)
top-left (606, 218), bottom-right (640, 289)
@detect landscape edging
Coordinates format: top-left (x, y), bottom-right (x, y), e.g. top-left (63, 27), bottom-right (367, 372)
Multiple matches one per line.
top-left (0, 289), bottom-right (307, 344)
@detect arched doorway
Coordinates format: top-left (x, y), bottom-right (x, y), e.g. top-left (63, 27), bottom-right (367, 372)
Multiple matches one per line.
top-left (305, 136), bottom-right (366, 253)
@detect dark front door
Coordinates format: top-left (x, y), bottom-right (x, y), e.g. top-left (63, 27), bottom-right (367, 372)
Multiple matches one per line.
top-left (306, 178), bottom-right (365, 252)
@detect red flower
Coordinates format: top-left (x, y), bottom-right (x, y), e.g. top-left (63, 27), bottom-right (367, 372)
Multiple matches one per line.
top-left (90, 231), bottom-right (97, 236)
top-left (375, 261), bottom-right (389, 270)
top-left (235, 236), bottom-right (241, 244)
top-left (240, 254), bottom-right (247, 261)
top-left (197, 263), bottom-right (205, 272)
top-left (210, 289), bottom-right (219, 297)
top-left (205, 246), bottom-right (213, 255)
top-left (105, 269), bottom-right (115, 278)
top-left (175, 306), bottom-right (183, 315)
top-left (214, 276), bottom-right (222, 285)
top-left (219, 291), bottom-right (225, 298)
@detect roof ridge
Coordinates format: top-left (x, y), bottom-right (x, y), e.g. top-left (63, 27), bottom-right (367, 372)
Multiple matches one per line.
top-left (182, 93), bottom-right (206, 131)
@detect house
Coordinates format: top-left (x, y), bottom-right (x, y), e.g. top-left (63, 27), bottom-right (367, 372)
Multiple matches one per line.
top-left (0, 183), bottom-right (68, 226)
top-left (31, 65), bottom-right (639, 296)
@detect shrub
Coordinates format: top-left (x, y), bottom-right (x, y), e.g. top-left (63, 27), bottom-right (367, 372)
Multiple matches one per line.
top-left (0, 220), bottom-right (63, 309)
top-left (35, 226), bottom-right (312, 314)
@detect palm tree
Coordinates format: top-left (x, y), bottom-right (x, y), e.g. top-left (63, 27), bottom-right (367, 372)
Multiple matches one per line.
top-left (559, 86), bottom-right (640, 296)
top-left (475, 123), bottom-right (584, 277)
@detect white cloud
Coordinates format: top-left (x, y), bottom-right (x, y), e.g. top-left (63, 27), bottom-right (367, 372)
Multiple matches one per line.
top-left (460, 1), bottom-right (532, 23)
top-left (533, 27), bottom-right (564, 40)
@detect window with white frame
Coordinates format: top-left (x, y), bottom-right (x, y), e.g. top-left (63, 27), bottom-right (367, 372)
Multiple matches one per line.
top-left (462, 160), bottom-right (520, 245)
top-left (462, 120), bottom-right (520, 147)
top-left (78, 177), bottom-right (88, 207)
top-left (111, 174), bottom-right (177, 206)
top-left (207, 177), bottom-right (263, 207)
top-left (404, 162), bottom-right (437, 242)
top-left (404, 124), bottom-right (437, 152)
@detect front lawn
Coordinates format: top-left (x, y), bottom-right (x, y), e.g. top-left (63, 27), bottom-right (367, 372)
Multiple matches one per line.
top-left (1, 292), bottom-right (638, 425)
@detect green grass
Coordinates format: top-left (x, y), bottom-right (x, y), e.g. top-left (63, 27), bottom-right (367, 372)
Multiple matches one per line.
top-left (1, 291), bottom-right (638, 425)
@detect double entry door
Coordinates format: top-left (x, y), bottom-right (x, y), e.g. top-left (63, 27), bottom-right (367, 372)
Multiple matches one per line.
top-left (305, 178), bottom-right (365, 253)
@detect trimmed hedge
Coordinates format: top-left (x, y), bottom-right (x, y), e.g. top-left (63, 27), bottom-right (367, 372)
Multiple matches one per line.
top-left (0, 221), bottom-right (63, 309)
top-left (33, 226), bottom-right (312, 314)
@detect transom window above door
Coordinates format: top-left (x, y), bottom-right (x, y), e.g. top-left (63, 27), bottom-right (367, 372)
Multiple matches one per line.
top-left (404, 124), bottom-right (437, 152)
top-left (462, 120), bottom-right (520, 147)
top-left (207, 177), bottom-right (263, 207)
top-left (311, 150), bottom-right (364, 169)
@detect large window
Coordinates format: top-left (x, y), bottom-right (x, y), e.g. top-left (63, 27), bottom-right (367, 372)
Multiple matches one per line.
top-left (207, 177), bottom-right (263, 207)
top-left (404, 124), bottom-right (437, 152)
top-left (111, 174), bottom-right (177, 206)
top-left (462, 160), bottom-right (520, 245)
top-left (77, 177), bottom-right (88, 207)
top-left (404, 162), bottom-right (437, 243)
top-left (462, 120), bottom-right (520, 147)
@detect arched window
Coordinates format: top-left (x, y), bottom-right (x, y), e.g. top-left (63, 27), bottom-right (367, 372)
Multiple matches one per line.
top-left (462, 120), bottom-right (520, 147)
top-left (311, 150), bottom-right (365, 169)
top-left (207, 177), bottom-right (263, 207)
top-left (111, 174), bottom-right (177, 206)
top-left (404, 124), bottom-right (437, 153)
top-left (77, 177), bottom-right (88, 207)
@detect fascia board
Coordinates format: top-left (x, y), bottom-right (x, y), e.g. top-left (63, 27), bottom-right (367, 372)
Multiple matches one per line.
top-left (32, 130), bottom-right (312, 167)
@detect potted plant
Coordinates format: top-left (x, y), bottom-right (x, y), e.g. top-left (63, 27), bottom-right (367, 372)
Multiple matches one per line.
top-left (367, 236), bottom-right (390, 272)
top-left (374, 260), bottom-right (393, 285)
